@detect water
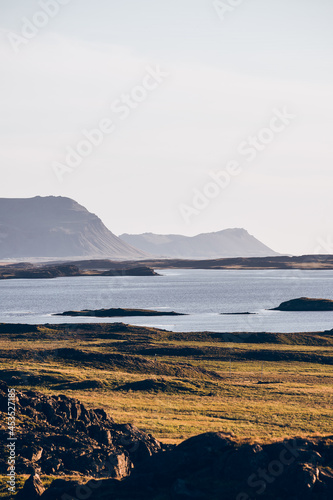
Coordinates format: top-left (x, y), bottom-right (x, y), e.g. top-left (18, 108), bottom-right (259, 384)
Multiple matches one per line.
top-left (0, 269), bottom-right (332, 333)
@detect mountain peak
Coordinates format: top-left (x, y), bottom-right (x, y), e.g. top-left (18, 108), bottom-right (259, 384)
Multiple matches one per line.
top-left (0, 197), bottom-right (146, 260)
top-left (120, 229), bottom-right (278, 259)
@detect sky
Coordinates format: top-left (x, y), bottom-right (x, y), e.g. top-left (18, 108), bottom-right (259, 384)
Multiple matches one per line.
top-left (0, 0), bottom-right (332, 255)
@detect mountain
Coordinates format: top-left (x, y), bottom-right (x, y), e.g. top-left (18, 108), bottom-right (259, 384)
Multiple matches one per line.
top-left (0, 196), bottom-right (146, 260)
top-left (119, 229), bottom-right (279, 259)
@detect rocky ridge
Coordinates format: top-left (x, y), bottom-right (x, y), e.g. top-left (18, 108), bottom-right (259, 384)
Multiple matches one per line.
top-left (0, 383), bottom-right (332, 499)
top-left (0, 381), bottom-right (163, 482)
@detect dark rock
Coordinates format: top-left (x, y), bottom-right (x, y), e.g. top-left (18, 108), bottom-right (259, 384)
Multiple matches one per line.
top-left (172, 479), bottom-right (206, 499)
top-left (18, 431), bottom-right (333, 500)
top-left (5, 380), bottom-right (333, 500)
top-left (39, 479), bottom-right (81, 500)
top-left (319, 468), bottom-right (333, 493)
top-left (224, 443), bottom-right (268, 480)
top-left (107, 453), bottom-right (132, 479)
top-left (42, 456), bottom-right (63, 474)
top-left (284, 463), bottom-right (319, 497)
top-left (16, 473), bottom-right (45, 499)
top-left (0, 383), bottom-right (162, 479)
top-left (271, 297), bottom-right (333, 311)
top-left (21, 446), bottom-right (43, 462)
top-left (93, 408), bottom-right (109, 421)
top-left (88, 425), bottom-right (113, 446)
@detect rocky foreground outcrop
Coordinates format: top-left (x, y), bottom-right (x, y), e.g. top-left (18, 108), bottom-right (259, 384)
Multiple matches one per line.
top-left (0, 381), bottom-right (163, 481)
top-left (0, 382), bottom-right (332, 499)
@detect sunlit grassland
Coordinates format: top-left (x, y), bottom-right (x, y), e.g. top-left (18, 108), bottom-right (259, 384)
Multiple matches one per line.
top-left (0, 323), bottom-right (332, 444)
top-left (0, 475), bottom-right (89, 499)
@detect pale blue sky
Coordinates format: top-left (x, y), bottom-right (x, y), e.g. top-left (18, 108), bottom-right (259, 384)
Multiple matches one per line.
top-left (0, 0), bottom-right (332, 254)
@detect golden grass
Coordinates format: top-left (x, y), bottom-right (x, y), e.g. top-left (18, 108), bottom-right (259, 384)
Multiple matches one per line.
top-left (0, 324), bottom-right (332, 444)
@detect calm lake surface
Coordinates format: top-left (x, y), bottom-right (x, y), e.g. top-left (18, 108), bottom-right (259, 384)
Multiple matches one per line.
top-left (0, 269), bottom-right (332, 333)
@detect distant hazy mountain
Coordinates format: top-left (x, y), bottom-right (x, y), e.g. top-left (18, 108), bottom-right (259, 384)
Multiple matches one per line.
top-left (0, 196), bottom-right (146, 260)
top-left (120, 229), bottom-right (279, 259)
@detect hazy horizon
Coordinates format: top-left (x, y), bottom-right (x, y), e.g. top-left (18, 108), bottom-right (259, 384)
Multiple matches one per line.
top-left (1, 0), bottom-right (332, 255)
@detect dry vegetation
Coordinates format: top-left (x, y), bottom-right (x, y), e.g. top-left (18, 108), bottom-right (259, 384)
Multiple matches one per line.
top-left (0, 322), bottom-right (332, 448)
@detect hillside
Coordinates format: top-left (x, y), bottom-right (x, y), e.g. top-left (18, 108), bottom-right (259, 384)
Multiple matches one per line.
top-left (0, 196), bottom-right (146, 260)
top-left (120, 228), bottom-right (278, 259)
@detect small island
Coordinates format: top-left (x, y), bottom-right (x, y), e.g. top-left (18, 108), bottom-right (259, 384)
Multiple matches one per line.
top-left (220, 312), bottom-right (256, 316)
top-left (271, 297), bottom-right (333, 311)
top-left (102, 266), bottom-right (160, 276)
top-left (54, 308), bottom-right (185, 317)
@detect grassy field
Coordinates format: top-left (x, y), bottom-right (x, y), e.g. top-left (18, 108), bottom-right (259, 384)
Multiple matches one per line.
top-left (0, 474), bottom-right (90, 499)
top-left (0, 323), bottom-right (332, 445)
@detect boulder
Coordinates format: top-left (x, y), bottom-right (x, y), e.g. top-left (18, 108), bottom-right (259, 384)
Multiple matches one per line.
top-left (0, 382), bottom-right (163, 479)
top-left (16, 473), bottom-right (45, 499)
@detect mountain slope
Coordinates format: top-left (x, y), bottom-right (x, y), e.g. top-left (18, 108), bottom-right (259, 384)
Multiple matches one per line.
top-left (0, 196), bottom-right (146, 260)
top-left (120, 229), bottom-right (278, 259)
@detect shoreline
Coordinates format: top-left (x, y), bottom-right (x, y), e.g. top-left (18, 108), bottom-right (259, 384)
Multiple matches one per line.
top-left (0, 254), bottom-right (333, 281)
